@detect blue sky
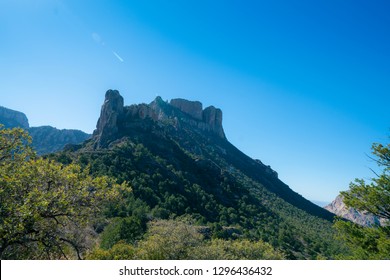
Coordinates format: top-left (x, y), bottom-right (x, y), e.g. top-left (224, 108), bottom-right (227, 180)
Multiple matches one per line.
top-left (1, 0), bottom-right (389, 203)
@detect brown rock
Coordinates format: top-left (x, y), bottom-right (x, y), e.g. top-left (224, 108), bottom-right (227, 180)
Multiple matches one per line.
top-left (202, 106), bottom-right (225, 138)
top-left (94, 89), bottom-right (124, 147)
top-left (324, 195), bottom-right (386, 227)
top-left (170, 98), bottom-right (203, 120)
top-left (125, 104), bottom-right (157, 121)
top-left (93, 90), bottom-right (227, 147)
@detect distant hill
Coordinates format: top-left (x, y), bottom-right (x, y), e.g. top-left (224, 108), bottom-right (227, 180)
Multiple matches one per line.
top-left (311, 200), bottom-right (331, 207)
top-left (325, 194), bottom-right (386, 227)
top-left (51, 89), bottom-right (345, 259)
top-left (28, 126), bottom-right (91, 155)
top-left (0, 105), bottom-right (90, 155)
top-left (0, 106), bottom-right (29, 129)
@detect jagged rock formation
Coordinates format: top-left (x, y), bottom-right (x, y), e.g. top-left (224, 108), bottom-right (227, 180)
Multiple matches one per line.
top-left (93, 89), bottom-right (226, 147)
top-left (0, 105), bottom-right (90, 155)
top-left (0, 106), bottom-right (29, 129)
top-left (95, 90), bottom-right (124, 147)
top-left (325, 195), bottom-right (386, 227)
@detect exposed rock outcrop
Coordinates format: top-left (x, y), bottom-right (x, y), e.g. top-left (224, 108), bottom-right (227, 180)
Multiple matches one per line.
top-left (94, 90), bottom-right (124, 147)
top-left (0, 106), bottom-right (29, 129)
top-left (125, 104), bottom-right (158, 121)
top-left (325, 195), bottom-right (387, 227)
top-left (202, 106), bottom-right (225, 139)
top-left (170, 99), bottom-right (203, 120)
top-left (93, 90), bottom-right (226, 147)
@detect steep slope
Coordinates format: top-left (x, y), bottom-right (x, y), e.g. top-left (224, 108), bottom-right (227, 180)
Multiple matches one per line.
top-left (0, 105), bottom-right (90, 154)
top-left (52, 89), bottom-right (344, 259)
top-left (91, 90), bottom-right (333, 221)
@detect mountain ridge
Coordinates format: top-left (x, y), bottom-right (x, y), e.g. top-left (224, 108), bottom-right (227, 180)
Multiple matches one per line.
top-left (32, 89), bottom-right (344, 258)
top-left (0, 105), bottom-right (91, 155)
top-left (88, 89), bottom-right (334, 222)
top-left (93, 90), bottom-right (226, 148)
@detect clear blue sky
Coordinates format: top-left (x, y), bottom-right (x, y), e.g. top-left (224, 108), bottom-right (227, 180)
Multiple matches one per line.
top-left (1, 0), bottom-right (389, 204)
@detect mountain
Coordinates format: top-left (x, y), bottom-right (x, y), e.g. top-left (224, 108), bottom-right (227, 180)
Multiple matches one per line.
top-left (0, 106), bottom-right (29, 129)
top-left (91, 90), bottom-right (333, 220)
top-left (0, 105), bottom-right (90, 155)
top-left (28, 126), bottom-right (91, 155)
top-left (52, 89), bottom-right (345, 259)
top-left (325, 195), bottom-right (386, 227)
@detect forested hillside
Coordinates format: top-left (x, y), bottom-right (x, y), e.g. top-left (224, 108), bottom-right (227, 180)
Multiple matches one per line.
top-left (46, 90), bottom-right (346, 259)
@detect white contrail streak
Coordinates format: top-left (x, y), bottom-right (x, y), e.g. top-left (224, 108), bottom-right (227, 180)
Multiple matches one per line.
top-left (112, 51), bottom-right (124, 62)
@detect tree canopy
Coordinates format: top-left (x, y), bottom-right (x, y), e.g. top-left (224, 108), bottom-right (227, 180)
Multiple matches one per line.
top-left (335, 140), bottom-right (390, 259)
top-left (0, 127), bottom-right (125, 259)
top-left (87, 219), bottom-right (285, 260)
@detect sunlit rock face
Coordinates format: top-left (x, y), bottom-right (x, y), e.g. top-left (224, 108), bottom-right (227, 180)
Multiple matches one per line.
top-left (93, 90), bottom-right (226, 148)
top-left (93, 90), bottom-right (124, 148)
top-left (170, 98), bottom-right (203, 120)
top-left (325, 195), bottom-right (387, 227)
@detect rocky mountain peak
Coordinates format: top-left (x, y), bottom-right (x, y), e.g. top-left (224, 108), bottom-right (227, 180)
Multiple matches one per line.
top-left (93, 90), bottom-right (226, 147)
top-left (93, 90), bottom-right (124, 147)
top-left (0, 106), bottom-right (29, 129)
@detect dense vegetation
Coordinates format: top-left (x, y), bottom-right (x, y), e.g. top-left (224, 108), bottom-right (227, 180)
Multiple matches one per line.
top-left (88, 219), bottom-right (284, 260)
top-left (1, 119), bottom-right (352, 259)
top-left (334, 140), bottom-right (390, 259)
top-left (47, 118), bottom-right (347, 260)
top-left (0, 126), bottom-right (123, 259)
top-left (2, 91), bottom-right (387, 260)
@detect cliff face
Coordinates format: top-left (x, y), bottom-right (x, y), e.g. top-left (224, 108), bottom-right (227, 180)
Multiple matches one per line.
top-left (202, 106), bottom-right (225, 139)
top-left (325, 195), bottom-right (386, 227)
top-left (170, 98), bottom-right (203, 120)
top-left (93, 90), bottom-right (226, 147)
top-left (94, 90), bottom-right (124, 147)
top-left (0, 106), bottom-right (29, 129)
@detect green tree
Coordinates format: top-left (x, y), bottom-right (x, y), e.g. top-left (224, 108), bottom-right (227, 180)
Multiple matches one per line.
top-left (192, 239), bottom-right (285, 260)
top-left (87, 241), bottom-right (136, 260)
top-left (0, 127), bottom-right (124, 259)
top-left (334, 140), bottom-right (390, 259)
top-left (0, 125), bottom-right (34, 164)
top-left (100, 216), bottom-right (147, 249)
top-left (135, 219), bottom-right (203, 259)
